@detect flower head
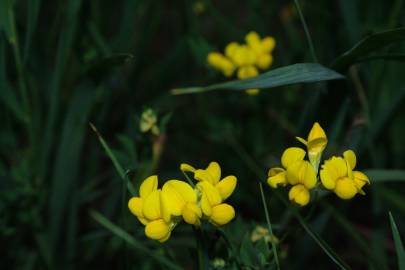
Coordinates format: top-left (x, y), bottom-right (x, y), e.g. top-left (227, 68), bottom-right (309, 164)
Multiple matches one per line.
top-left (320, 150), bottom-right (370, 199)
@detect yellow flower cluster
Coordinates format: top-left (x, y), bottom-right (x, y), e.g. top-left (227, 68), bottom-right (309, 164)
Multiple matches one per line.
top-left (267, 122), bottom-right (370, 206)
top-left (207, 31), bottom-right (276, 95)
top-left (128, 162), bottom-right (237, 242)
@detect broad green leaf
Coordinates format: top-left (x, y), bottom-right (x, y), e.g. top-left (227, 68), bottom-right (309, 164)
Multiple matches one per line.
top-left (364, 169), bottom-right (405, 182)
top-left (171, 63), bottom-right (344, 95)
top-left (389, 212), bottom-right (405, 270)
top-left (90, 210), bottom-right (182, 270)
top-left (332, 27), bottom-right (405, 70)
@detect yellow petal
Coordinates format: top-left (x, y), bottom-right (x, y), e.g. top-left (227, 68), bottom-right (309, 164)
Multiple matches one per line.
top-left (206, 162), bottom-right (221, 184)
top-left (281, 147), bottom-right (306, 168)
top-left (353, 171), bottom-right (370, 190)
top-left (201, 192), bottom-right (212, 216)
top-left (245, 31), bottom-right (261, 46)
top-left (195, 169), bottom-right (215, 184)
top-left (142, 190), bottom-right (161, 220)
top-left (343, 150), bottom-right (357, 170)
top-left (334, 177), bottom-right (357, 199)
top-left (288, 185), bottom-right (310, 206)
top-left (144, 219), bottom-right (170, 241)
top-left (225, 42), bottom-right (240, 58)
top-left (210, 204), bottom-right (235, 226)
top-left (256, 53), bottom-right (273, 70)
top-left (261, 36), bottom-right (276, 53)
top-left (215, 175), bottom-right (237, 200)
top-left (140, 175), bottom-right (158, 199)
top-left (161, 180), bottom-right (196, 220)
top-left (197, 181), bottom-right (222, 206)
top-left (137, 217), bottom-right (149, 226)
top-left (182, 202), bottom-right (202, 226)
top-left (296, 136), bottom-right (307, 146)
top-left (128, 197), bottom-right (144, 218)
top-left (158, 232), bottom-right (171, 243)
top-left (320, 166), bottom-right (336, 190)
top-left (328, 157), bottom-right (347, 178)
top-left (267, 167), bottom-right (287, 188)
top-left (180, 163), bottom-right (196, 173)
top-left (307, 122), bottom-right (327, 142)
top-left (286, 160), bottom-right (316, 188)
top-left (237, 65), bottom-right (258, 79)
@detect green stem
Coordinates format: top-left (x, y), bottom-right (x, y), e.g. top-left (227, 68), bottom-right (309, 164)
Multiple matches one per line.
top-left (194, 227), bottom-right (207, 270)
top-left (259, 183), bottom-right (281, 270)
top-left (294, 0), bottom-right (318, 62)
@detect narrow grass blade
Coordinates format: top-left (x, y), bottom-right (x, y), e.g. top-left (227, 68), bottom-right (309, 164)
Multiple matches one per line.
top-left (259, 183), bottom-right (280, 270)
top-left (274, 192), bottom-right (351, 270)
top-left (172, 63), bottom-right (344, 95)
top-left (90, 123), bottom-right (136, 196)
top-left (389, 212), bottom-right (405, 270)
top-left (332, 27), bottom-right (405, 70)
top-left (90, 210), bottom-right (183, 270)
top-left (23, 0), bottom-right (42, 62)
top-left (364, 169), bottom-right (405, 182)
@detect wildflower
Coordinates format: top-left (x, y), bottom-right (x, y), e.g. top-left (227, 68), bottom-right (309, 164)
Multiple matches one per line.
top-left (140, 108), bottom-right (160, 136)
top-left (267, 147), bottom-right (316, 206)
top-left (161, 180), bottom-right (202, 226)
top-left (128, 175), bottom-right (174, 242)
top-left (181, 161), bottom-right (237, 225)
top-left (251, 225), bottom-right (279, 244)
top-left (296, 122), bottom-right (328, 171)
top-left (207, 31), bottom-right (276, 95)
top-left (320, 150), bottom-right (370, 199)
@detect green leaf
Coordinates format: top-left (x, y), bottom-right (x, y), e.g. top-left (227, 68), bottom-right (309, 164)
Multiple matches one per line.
top-left (0, 0), bottom-right (16, 44)
top-left (171, 63), bottom-right (344, 95)
top-left (363, 169), bottom-right (405, 182)
top-left (90, 123), bottom-right (136, 196)
top-left (90, 210), bottom-right (182, 270)
top-left (332, 27), bottom-right (405, 70)
top-left (389, 212), bottom-right (405, 270)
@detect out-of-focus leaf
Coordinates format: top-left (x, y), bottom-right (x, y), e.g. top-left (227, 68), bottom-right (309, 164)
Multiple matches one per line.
top-left (389, 212), bottom-right (405, 270)
top-left (0, 0), bottom-right (16, 44)
top-left (172, 63), bottom-right (344, 95)
top-left (332, 27), bottom-right (405, 70)
top-left (364, 169), bottom-right (405, 182)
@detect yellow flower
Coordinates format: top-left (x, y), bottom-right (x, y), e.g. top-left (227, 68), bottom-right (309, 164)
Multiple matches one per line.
top-left (296, 122), bottom-right (328, 171)
top-left (181, 161), bottom-right (237, 226)
top-left (207, 52), bottom-right (235, 77)
top-left (267, 147), bottom-right (316, 206)
top-left (245, 31), bottom-right (275, 69)
top-left (161, 180), bottom-right (202, 226)
top-left (128, 175), bottom-right (174, 242)
top-left (140, 108), bottom-right (160, 135)
top-left (320, 150), bottom-right (370, 199)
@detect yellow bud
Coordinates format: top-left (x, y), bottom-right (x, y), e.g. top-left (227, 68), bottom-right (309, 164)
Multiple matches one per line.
top-left (245, 88), bottom-right (260, 95)
top-left (288, 184), bottom-right (310, 206)
top-left (215, 175), bottom-right (237, 200)
top-left (334, 177), bottom-right (357, 199)
top-left (210, 203), bottom-right (235, 226)
top-left (145, 219), bottom-right (170, 241)
top-left (267, 167), bottom-right (287, 188)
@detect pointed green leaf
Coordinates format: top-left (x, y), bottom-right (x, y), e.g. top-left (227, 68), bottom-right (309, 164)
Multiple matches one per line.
top-left (172, 63), bottom-right (344, 95)
top-left (389, 212), bottom-right (405, 270)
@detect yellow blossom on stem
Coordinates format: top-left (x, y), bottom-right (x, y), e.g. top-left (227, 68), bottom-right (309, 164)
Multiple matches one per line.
top-left (128, 175), bottom-right (174, 242)
top-left (207, 52), bottom-right (235, 77)
top-left (320, 150), bottom-right (370, 199)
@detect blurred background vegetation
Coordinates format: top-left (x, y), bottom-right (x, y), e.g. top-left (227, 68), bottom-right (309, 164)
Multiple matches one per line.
top-left (1, 0), bottom-right (405, 269)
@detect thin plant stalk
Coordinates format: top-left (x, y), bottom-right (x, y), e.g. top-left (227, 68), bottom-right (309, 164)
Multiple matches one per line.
top-left (294, 0), bottom-right (318, 62)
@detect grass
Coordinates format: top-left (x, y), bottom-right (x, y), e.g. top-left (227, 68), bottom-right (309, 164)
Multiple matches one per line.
top-left (1, 0), bottom-right (405, 269)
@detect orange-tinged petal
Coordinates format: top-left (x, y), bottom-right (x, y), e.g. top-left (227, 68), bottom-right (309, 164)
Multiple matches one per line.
top-left (215, 175), bottom-right (237, 200)
top-left (140, 175), bottom-right (158, 199)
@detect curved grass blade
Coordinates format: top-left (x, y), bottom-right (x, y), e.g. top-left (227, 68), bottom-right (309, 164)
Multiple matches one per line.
top-left (172, 63), bottom-right (344, 95)
top-left (90, 123), bottom-right (136, 196)
top-left (364, 170), bottom-right (405, 182)
top-left (332, 27), bottom-right (405, 70)
top-left (389, 212), bottom-right (405, 270)
top-left (90, 210), bottom-right (183, 270)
